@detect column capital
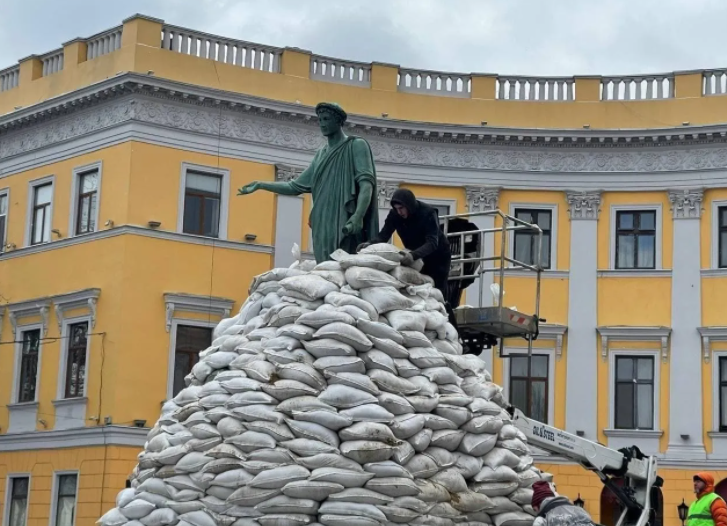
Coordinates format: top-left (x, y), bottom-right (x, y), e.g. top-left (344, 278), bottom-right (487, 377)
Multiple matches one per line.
top-left (275, 164), bottom-right (304, 182)
top-left (465, 186), bottom-right (500, 213)
top-left (668, 188), bottom-right (704, 219)
top-left (378, 180), bottom-right (400, 208)
top-left (566, 191), bottom-right (602, 220)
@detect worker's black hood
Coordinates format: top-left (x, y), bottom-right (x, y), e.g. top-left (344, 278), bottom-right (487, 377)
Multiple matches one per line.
top-left (390, 188), bottom-right (418, 214)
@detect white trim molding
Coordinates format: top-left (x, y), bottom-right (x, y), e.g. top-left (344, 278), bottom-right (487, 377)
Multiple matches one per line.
top-left (605, 348), bottom-right (663, 454)
top-left (698, 327), bottom-right (727, 363)
top-left (466, 186), bottom-right (500, 213)
top-left (502, 346), bottom-right (556, 426)
top-left (419, 197), bottom-right (457, 217)
top-left (49, 471), bottom-right (80, 526)
top-left (597, 326), bottom-right (672, 363)
top-left (177, 162), bottom-right (231, 240)
top-left (24, 174), bottom-right (55, 247)
top-left (68, 161), bottom-right (103, 237)
top-left (163, 292), bottom-right (235, 333)
top-left (669, 188), bottom-right (704, 219)
top-left (711, 199), bottom-right (727, 269)
top-left (538, 324), bottom-right (568, 359)
top-left (0, 425), bottom-right (147, 451)
top-left (2, 473), bottom-right (31, 526)
top-left (7, 297), bottom-right (51, 337)
top-left (53, 288), bottom-right (100, 332)
top-left (507, 202), bottom-right (558, 270)
top-left (609, 203), bottom-right (663, 271)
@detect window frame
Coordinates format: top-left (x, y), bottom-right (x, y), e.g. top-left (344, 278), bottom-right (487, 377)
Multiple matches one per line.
top-left (68, 162), bottom-right (102, 237)
top-left (3, 473), bottom-right (31, 526)
top-left (418, 198), bottom-right (456, 220)
top-left (614, 210), bottom-right (657, 270)
top-left (24, 175), bottom-right (55, 247)
top-left (711, 351), bottom-right (727, 432)
top-left (57, 316), bottom-right (91, 400)
top-left (49, 471), bottom-right (79, 526)
top-left (512, 207), bottom-right (554, 270)
top-left (507, 202), bottom-right (558, 270)
top-left (0, 188), bottom-right (9, 253)
top-left (608, 349), bottom-right (660, 431)
top-left (613, 355), bottom-right (655, 430)
top-left (712, 200), bottom-right (727, 270)
top-left (609, 204), bottom-right (662, 271)
top-left (12, 325), bottom-right (43, 404)
top-left (502, 347), bottom-right (556, 425)
top-left (177, 163), bottom-right (230, 240)
top-left (167, 318), bottom-right (216, 400)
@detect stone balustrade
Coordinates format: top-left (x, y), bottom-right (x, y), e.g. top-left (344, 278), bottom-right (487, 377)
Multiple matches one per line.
top-left (703, 69), bottom-right (727, 95)
top-left (496, 76), bottom-right (575, 101)
top-left (86, 26), bottom-right (123, 60)
top-left (310, 55), bottom-right (371, 87)
top-left (600, 74), bottom-right (674, 100)
top-left (0, 66), bottom-right (19, 92)
top-left (160, 25), bottom-right (282, 73)
top-left (41, 49), bottom-right (64, 77)
top-left (398, 68), bottom-right (471, 98)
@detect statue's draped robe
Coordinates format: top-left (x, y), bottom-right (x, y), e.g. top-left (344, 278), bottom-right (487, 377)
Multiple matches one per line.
top-left (289, 136), bottom-right (379, 262)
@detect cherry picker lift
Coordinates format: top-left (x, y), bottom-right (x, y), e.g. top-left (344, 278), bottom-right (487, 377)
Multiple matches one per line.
top-left (440, 210), bottom-right (663, 526)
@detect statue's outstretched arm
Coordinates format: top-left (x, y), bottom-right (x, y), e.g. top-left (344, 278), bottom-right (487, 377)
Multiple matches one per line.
top-left (237, 180), bottom-right (305, 197)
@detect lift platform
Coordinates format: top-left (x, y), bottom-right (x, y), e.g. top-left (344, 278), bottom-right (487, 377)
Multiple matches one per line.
top-left (440, 210), bottom-right (544, 356)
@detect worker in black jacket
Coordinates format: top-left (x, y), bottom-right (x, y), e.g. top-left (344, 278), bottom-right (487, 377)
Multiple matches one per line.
top-left (358, 188), bottom-right (452, 297)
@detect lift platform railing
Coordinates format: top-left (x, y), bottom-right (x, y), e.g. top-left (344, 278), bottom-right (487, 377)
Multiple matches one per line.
top-left (438, 210), bottom-right (544, 357)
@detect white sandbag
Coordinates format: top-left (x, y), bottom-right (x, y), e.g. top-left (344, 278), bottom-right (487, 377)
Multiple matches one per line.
top-left (516, 469), bottom-right (541, 488)
top-left (486, 498), bottom-right (522, 515)
top-left (472, 482), bottom-right (519, 498)
top-left (356, 319), bottom-right (405, 344)
top-left (404, 455), bottom-right (439, 479)
top-left (474, 466), bottom-right (518, 483)
top-left (369, 337), bottom-right (409, 359)
top-left (361, 351), bottom-right (398, 375)
top-left (309, 467), bottom-right (376, 488)
top-left (424, 415), bottom-right (456, 431)
top-left (395, 359), bottom-right (421, 378)
top-left (293, 410), bottom-right (354, 431)
top-left (341, 441), bottom-right (396, 463)
top-left (509, 489), bottom-right (533, 506)
top-left (452, 453), bottom-right (483, 479)
top-left (345, 267), bottom-right (404, 290)
top-left (226, 391), bottom-right (278, 408)
top-left (99, 509), bottom-right (129, 526)
top-left (319, 502), bottom-right (386, 521)
top-left (319, 515), bottom-right (378, 526)
top-left (337, 304), bottom-right (372, 320)
top-left (390, 266), bottom-right (434, 286)
top-left (377, 506), bottom-right (420, 524)
top-left (219, 377), bottom-right (263, 394)
top-left (389, 414), bottom-right (426, 440)
top-left (422, 447), bottom-right (455, 468)
top-left (497, 439), bottom-right (530, 456)
top-left (341, 404), bottom-right (396, 423)
top-left (287, 419), bottom-right (340, 447)
top-left (276, 363), bottom-right (327, 390)
top-left (399, 331), bottom-right (432, 348)
top-left (117, 489), bottom-right (137, 509)
top-left (280, 438), bottom-right (340, 456)
top-left (227, 486), bottom-right (283, 507)
top-left (365, 477), bottom-right (421, 498)
top-left (120, 500), bottom-right (156, 520)
top-left (459, 433), bottom-right (497, 457)
top-left (493, 512), bottom-right (533, 526)
top-left (249, 465), bottom-right (310, 489)
top-left (238, 361), bottom-right (276, 382)
top-left (263, 337), bottom-right (301, 352)
top-left (327, 488), bottom-right (393, 506)
top-left (139, 509), bottom-right (178, 526)
top-left (314, 356), bottom-right (366, 375)
top-left (339, 422), bottom-right (397, 443)
top-left (255, 496), bottom-right (319, 515)
top-left (335, 253), bottom-right (399, 272)
top-left (213, 469), bottom-right (254, 488)
top-left (302, 338), bottom-right (357, 358)
top-left (363, 461), bottom-right (412, 479)
top-left (326, 372), bottom-right (380, 395)
top-left (248, 448), bottom-right (297, 464)
top-left (280, 275), bottom-right (339, 301)
top-left (263, 380), bottom-right (320, 400)
top-left (414, 480), bottom-right (450, 503)
top-left (451, 492), bottom-right (493, 513)
top-left (295, 453), bottom-right (365, 472)
top-left (430, 430), bottom-right (465, 451)
top-left (482, 448), bottom-right (522, 469)
top-left (324, 292), bottom-right (378, 321)
top-left (277, 324), bottom-right (316, 341)
top-left (429, 502), bottom-right (461, 519)
top-left (231, 404), bottom-right (285, 424)
top-left (165, 502), bottom-right (205, 515)
top-left (430, 468), bottom-right (468, 493)
top-left (257, 515), bottom-right (312, 526)
top-left (298, 310), bottom-right (356, 329)
top-left (359, 243), bottom-right (404, 262)
top-left (314, 323), bottom-right (373, 352)
top-left (241, 421), bottom-right (294, 442)
top-left (269, 306), bottom-right (312, 328)
top-left (378, 393), bottom-right (415, 415)
top-left (311, 270), bottom-right (347, 288)
top-left (386, 311), bottom-right (427, 333)
top-left (314, 261), bottom-right (342, 271)
top-left (409, 428), bottom-right (433, 452)
top-left (407, 395), bottom-right (439, 413)
top-left (408, 348), bottom-right (446, 369)
top-left (282, 480), bottom-right (344, 500)
top-left (391, 441), bottom-right (416, 465)
top-left (319, 384), bottom-right (378, 409)
top-left (462, 416), bottom-right (505, 435)
top-left (137, 479), bottom-right (172, 498)
top-left (276, 396), bottom-right (336, 415)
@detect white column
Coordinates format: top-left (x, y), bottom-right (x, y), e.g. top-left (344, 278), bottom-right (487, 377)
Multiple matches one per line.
top-left (666, 189), bottom-right (707, 459)
top-left (565, 191), bottom-right (602, 439)
top-left (377, 180), bottom-right (400, 240)
top-left (464, 186), bottom-right (501, 372)
top-left (273, 164), bottom-right (304, 268)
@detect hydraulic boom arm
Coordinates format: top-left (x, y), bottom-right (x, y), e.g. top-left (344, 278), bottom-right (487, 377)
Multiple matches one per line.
top-left (508, 408), bottom-right (662, 526)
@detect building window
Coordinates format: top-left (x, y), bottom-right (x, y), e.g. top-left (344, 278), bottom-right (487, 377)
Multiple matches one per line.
top-left (615, 210), bottom-right (656, 269)
top-left (75, 170), bottom-right (98, 235)
top-left (719, 206), bottom-right (727, 269)
top-left (7, 477), bottom-right (29, 526)
top-left (719, 357), bottom-right (727, 432)
top-left (17, 329), bottom-right (40, 403)
top-left (614, 356), bottom-right (654, 430)
top-left (183, 171), bottom-right (222, 237)
top-left (64, 322), bottom-right (88, 398)
top-left (173, 325), bottom-right (213, 396)
top-left (513, 208), bottom-right (552, 269)
top-left (31, 183), bottom-right (52, 245)
top-left (508, 354), bottom-right (549, 423)
top-left (53, 474), bottom-right (78, 526)
top-left (0, 192), bottom-right (7, 252)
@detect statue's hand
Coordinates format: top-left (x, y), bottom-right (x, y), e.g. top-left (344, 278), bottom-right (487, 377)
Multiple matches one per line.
top-left (342, 215), bottom-right (364, 237)
top-left (237, 182), bottom-right (260, 196)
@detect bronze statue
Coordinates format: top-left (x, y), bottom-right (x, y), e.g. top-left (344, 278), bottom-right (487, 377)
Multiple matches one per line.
top-left (238, 102), bottom-right (379, 263)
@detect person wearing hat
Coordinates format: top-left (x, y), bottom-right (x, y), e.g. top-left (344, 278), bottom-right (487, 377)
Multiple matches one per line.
top-left (238, 102), bottom-right (379, 263)
top-left (688, 473), bottom-right (727, 526)
top-left (531, 480), bottom-right (595, 526)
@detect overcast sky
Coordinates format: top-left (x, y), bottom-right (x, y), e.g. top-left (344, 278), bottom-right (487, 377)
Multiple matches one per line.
top-left (0, 0), bottom-right (723, 77)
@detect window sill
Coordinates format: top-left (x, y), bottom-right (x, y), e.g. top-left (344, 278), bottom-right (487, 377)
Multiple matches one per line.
top-left (708, 431), bottom-right (727, 438)
top-left (7, 401), bottom-right (39, 409)
top-left (52, 397), bottom-right (87, 407)
top-left (503, 268), bottom-right (569, 279)
top-left (604, 429), bottom-right (664, 438)
top-left (598, 269), bottom-right (672, 278)
top-left (702, 269), bottom-right (727, 277)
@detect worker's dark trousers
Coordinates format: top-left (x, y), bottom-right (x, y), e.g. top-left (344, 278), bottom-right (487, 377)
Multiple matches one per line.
top-left (423, 257), bottom-right (458, 332)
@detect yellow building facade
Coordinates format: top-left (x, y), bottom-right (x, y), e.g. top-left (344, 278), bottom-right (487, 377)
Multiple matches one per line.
top-left (2, 13), bottom-right (727, 526)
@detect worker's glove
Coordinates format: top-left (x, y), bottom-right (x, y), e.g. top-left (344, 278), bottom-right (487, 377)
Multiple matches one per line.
top-left (356, 242), bottom-right (371, 253)
top-left (400, 252), bottom-right (415, 267)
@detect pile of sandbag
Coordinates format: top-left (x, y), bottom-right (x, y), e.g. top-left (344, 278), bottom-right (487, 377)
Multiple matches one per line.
top-left (98, 244), bottom-right (553, 526)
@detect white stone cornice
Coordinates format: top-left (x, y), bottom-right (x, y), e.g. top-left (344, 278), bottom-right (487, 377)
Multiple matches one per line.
top-left (537, 324), bottom-right (568, 359)
top-left (596, 326), bottom-right (672, 363)
top-left (163, 292), bottom-right (235, 332)
top-left (53, 288), bottom-right (101, 331)
top-left (377, 180), bottom-right (400, 208)
top-left (465, 186), bottom-right (500, 213)
top-left (669, 188), bottom-right (704, 219)
top-left (275, 164), bottom-right (304, 182)
top-left (566, 191), bottom-right (602, 220)
top-left (6, 298), bottom-right (52, 336)
top-left (698, 327), bottom-right (727, 363)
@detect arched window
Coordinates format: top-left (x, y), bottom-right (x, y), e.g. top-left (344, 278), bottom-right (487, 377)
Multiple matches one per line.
top-left (600, 479), bottom-right (663, 526)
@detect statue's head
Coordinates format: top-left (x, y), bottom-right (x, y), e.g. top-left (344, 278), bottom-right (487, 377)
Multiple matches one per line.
top-left (315, 102), bottom-right (347, 137)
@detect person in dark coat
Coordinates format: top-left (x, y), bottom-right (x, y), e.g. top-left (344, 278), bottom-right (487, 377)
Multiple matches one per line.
top-left (358, 188), bottom-right (452, 297)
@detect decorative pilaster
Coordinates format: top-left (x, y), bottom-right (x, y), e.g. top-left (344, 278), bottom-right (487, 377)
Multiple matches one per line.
top-left (378, 180), bottom-right (400, 208)
top-left (275, 164), bottom-right (304, 182)
top-left (465, 186), bottom-right (500, 213)
top-left (668, 188), bottom-right (704, 219)
top-left (566, 191), bottom-right (602, 220)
